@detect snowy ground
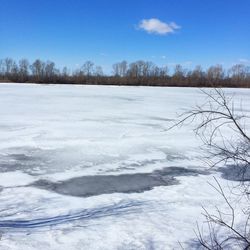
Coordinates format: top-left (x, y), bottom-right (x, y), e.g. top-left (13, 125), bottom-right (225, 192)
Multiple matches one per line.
top-left (0, 83), bottom-right (249, 249)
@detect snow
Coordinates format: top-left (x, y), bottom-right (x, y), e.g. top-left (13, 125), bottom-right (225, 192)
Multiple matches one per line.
top-left (0, 171), bottom-right (36, 187)
top-left (0, 83), bottom-right (249, 249)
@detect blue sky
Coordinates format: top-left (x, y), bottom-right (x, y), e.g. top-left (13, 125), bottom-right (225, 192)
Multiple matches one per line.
top-left (0, 0), bottom-right (249, 73)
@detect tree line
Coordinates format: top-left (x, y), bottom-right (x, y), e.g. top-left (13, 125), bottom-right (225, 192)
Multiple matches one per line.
top-left (0, 58), bottom-right (250, 88)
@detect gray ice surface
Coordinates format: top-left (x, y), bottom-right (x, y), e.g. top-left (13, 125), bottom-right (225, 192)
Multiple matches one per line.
top-left (32, 167), bottom-right (207, 197)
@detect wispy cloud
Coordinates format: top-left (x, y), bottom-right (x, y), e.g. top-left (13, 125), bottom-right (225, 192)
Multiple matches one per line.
top-left (100, 52), bottom-right (108, 57)
top-left (183, 61), bottom-right (192, 66)
top-left (165, 61), bottom-right (192, 67)
top-left (239, 58), bottom-right (250, 64)
top-left (138, 18), bottom-right (181, 35)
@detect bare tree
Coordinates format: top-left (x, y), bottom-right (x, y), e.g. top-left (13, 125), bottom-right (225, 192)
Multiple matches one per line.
top-left (229, 64), bottom-right (249, 87)
top-left (128, 62), bottom-right (138, 78)
top-left (207, 65), bottom-right (224, 85)
top-left (189, 65), bottom-right (204, 86)
top-left (112, 63), bottom-right (120, 77)
top-left (44, 61), bottom-right (56, 82)
top-left (120, 60), bottom-right (128, 77)
top-left (10, 62), bottom-right (19, 81)
top-left (170, 89), bottom-right (250, 249)
top-left (3, 58), bottom-right (14, 78)
top-left (172, 64), bottom-right (187, 84)
top-left (152, 65), bottom-right (160, 77)
top-left (19, 59), bottom-right (29, 82)
top-left (82, 61), bottom-right (94, 77)
top-left (0, 59), bottom-right (5, 79)
top-left (1, 57), bottom-right (250, 87)
top-left (172, 89), bottom-right (250, 169)
top-left (62, 66), bottom-right (69, 77)
top-left (30, 59), bottom-right (45, 82)
top-left (159, 65), bottom-right (169, 78)
top-left (196, 177), bottom-right (250, 250)
top-left (94, 66), bottom-right (104, 77)
top-left (112, 61), bottom-right (128, 77)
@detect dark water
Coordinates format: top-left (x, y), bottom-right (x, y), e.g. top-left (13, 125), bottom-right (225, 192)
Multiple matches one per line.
top-left (219, 164), bottom-right (250, 181)
top-left (0, 167), bottom-right (207, 230)
top-left (31, 167), bottom-right (207, 198)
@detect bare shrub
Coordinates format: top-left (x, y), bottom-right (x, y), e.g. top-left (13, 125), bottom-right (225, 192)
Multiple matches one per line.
top-left (170, 89), bottom-right (250, 249)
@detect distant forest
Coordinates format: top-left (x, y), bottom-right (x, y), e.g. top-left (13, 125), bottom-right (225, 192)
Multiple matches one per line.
top-left (0, 58), bottom-right (250, 88)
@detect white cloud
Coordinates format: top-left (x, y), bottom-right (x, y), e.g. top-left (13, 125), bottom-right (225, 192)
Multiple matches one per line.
top-left (138, 18), bottom-right (180, 35)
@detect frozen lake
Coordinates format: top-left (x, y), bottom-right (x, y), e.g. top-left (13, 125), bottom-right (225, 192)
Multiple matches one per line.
top-left (0, 83), bottom-right (249, 249)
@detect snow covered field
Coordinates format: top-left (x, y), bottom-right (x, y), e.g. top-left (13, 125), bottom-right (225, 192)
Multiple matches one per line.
top-left (0, 83), bottom-right (249, 249)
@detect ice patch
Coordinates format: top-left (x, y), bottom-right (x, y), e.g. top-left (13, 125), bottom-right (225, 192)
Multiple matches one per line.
top-left (0, 171), bottom-right (36, 188)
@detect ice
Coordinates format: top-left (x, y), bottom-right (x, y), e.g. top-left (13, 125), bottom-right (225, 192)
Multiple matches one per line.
top-left (0, 83), bottom-right (250, 249)
top-left (0, 171), bottom-right (36, 188)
